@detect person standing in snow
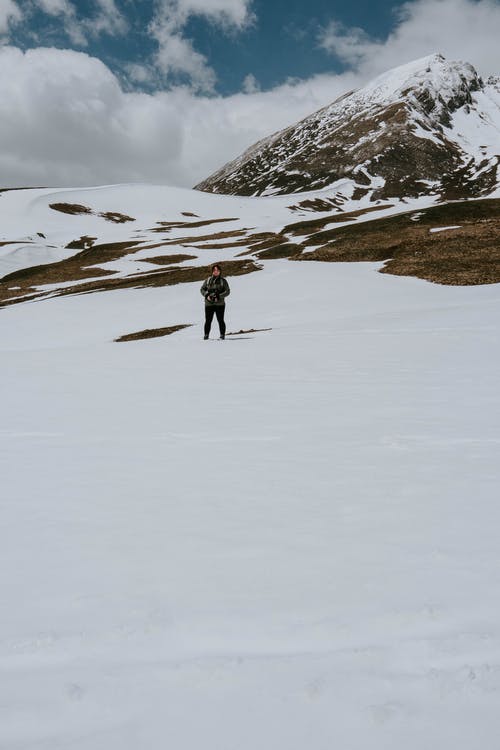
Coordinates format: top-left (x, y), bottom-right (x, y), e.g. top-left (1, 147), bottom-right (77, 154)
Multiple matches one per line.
top-left (200, 264), bottom-right (230, 339)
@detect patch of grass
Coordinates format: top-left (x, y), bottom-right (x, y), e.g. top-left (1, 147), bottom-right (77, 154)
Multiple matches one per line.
top-left (142, 229), bottom-right (252, 250)
top-left (49, 203), bottom-right (93, 215)
top-left (295, 198), bottom-right (500, 285)
top-left (0, 187), bottom-right (46, 193)
top-left (190, 239), bottom-right (252, 249)
top-left (0, 239), bottom-right (142, 306)
top-left (140, 254), bottom-right (197, 265)
top-left (49, 204), bottom-right (134, 222)
top-left (232, 230), bottom-right (308, 258)
top-left (115, 324), bottom-right (192, 342)
top-left (0, 240), bottom-right (34, 247)
top-left (246, 232), bottom-right (287, 251)
top-left (288, 196), bottom-right (347, 213)
top-left (65, 236), bottom-right (97, 250)
top-left (254, 243), bottom-right (303, 260)
top-left (99, 211), bottom-right (135, 223)
top-left (0, 258), bottom-right (262, 307)
top-left (153, 217), bottom-right (239, 232)
top-left (283, 204), bottom-right (395, 236)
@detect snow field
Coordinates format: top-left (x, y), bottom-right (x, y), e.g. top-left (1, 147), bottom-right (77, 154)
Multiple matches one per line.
top-left (1, 258), bottom-right (500, 748)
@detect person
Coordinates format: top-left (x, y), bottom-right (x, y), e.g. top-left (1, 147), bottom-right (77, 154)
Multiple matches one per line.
top-left (200, 264), bottom-right (230, 339)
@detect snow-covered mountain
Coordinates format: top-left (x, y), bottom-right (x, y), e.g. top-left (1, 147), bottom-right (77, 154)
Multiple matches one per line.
top-left (196, 54), bottom-right (500, 201)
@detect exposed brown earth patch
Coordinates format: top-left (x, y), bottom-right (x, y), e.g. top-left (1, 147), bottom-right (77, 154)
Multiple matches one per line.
top-left (0, 239), bottom-right (142, 306)
top-left (140, 254), bottom-right (197, 265)
top-left (152, 217), bottom-right (239, 232)
top-left (0, 240), bottom-right (34, 247)
top-left (181, 212), bottom-right (199, 217)
top-left (288, 196), bottom-right (347, 213)
top-left (100, 211), bottom-right (135, 223)
top-left (156, 230), bottom-right (251, 250)
top-left (234, 231), bottom-right (307, 258)
top-left (49, 203), bottom-right (135, 223)
top-left (190, 239), bottom-right (252, 249)
top-left (294, 198), bottom-right (500, 285)
top-left (65, 236), bottom-right (97, 250)
top-left (50, 202), bottom-right (93, 215)
top-left (115, 324), bottom-right (192, 342)
top-left (0, 187), bottom-right (46, 193)
top-left (254, 243), bottom-right (304, 260)
top-left (284, 204), bottom-right (395, 236)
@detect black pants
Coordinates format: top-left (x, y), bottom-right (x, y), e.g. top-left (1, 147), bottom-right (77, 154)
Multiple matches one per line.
top-left (204, 305), bottom-right (226, 337)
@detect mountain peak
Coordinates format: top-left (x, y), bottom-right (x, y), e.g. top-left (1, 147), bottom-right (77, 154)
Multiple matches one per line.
top-left (355, 54), bottom-right (479, 115)
top-left (196, 55), bottom-right (497, 201)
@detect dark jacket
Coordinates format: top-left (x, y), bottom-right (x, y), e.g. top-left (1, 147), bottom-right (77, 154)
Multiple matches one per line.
top-left (200, 275), bottom-right (230, 307)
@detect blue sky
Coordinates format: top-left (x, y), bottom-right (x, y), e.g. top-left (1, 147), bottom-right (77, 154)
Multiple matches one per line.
top-left (8, 0), bottom-right (408, 94)
top-left (185, 0), bottom-right (400, 94)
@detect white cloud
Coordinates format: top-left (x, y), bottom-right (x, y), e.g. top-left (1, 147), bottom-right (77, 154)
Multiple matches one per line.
top-left (0, 46), bottom-right (349, 189)
top-left (31, 0), bottom-right (128, 45)
top-left (318, 21), bottom-right (373, 68)
top-left (32, 0), bottom-right (87, 46)
top-left (34, 0), bottom-right (73, 14)
top-left (88, 0), bottom-right (128, 36)
top-left (319, 0), bottom-right (500, 78)
top-left (242, 73), bottom-right (260, 94)
top-left (149, 0), bottom-right (254, 91)
top-left (174, 0), bottom-right (254, 28)
top-left (151, 21), bottom-right (217, 92)
top-left (0, 0), bottom-right (22, 36)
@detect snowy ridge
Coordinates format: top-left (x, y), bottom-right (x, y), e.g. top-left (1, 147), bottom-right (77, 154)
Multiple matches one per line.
top-left (196, 54), bottom-right (500, 200)
top-left (0, 182), bottom-right (435, 281)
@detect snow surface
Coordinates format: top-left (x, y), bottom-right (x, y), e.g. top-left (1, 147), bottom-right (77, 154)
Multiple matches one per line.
top-left (2, 184), bottom-right (500, 749)
top-left (429, 225), bottom-right (462, 233)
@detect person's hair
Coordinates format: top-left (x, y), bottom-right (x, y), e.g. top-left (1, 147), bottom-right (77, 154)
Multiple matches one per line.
top-left (211, 264), bottom-right (222, 273)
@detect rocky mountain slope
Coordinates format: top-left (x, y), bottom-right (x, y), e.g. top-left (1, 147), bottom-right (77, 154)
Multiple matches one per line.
top-left (196, 54), bottom-right (500, 201)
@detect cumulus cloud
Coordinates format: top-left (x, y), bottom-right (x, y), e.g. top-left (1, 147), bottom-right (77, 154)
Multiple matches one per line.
top-left (149, 0), bottom-right (254, 91)
top-left (0, 0), bottom-right (22, 36)
top-left (150, 20), bottom-right (217, 92)
top-left (0, 45), bottom-right (351, 188)
top-left (319, 0), bottom-right (500, 78)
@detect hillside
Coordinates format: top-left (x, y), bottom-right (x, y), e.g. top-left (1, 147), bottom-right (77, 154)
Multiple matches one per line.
top-left (196, 55), bottom-right (500, 201)
top-left (1, 184), bottom-right (499, 314)
top-left (1, 163), bottom-right (500, 748)
top-left (2, 206), bottom-right (500, 748)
